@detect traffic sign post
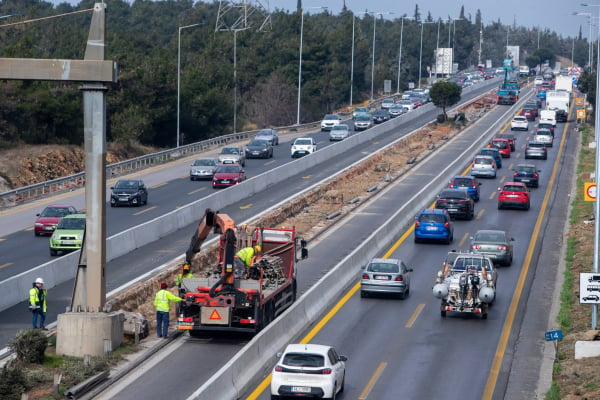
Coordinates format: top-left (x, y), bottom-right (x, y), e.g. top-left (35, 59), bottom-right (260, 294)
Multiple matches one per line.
top-left (585, 182), bottom-right (597, 202)
top-left (545, 329), bottom-right (563, 363)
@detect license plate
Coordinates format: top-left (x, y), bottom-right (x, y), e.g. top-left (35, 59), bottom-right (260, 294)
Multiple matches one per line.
top-left (291, 386), bottom-right (311, 393)
top-left (61, 240), bottom-right (74, 245)
top-left (222, 180), bottom-right (230, 184)
top-left (521, 179), bottom-right (530, 182)
top-left (447, 208), bottom-right (458, 212)
top-left (426, 226), bottom-right (437, 231)
top-left (119, 198), bottom-right (128, 201)
top-left (374, 275), bottom-right (390, 280)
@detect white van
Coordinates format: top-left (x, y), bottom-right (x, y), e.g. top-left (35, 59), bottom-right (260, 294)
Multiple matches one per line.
top-left (540, 109), bottom-right (556, 127)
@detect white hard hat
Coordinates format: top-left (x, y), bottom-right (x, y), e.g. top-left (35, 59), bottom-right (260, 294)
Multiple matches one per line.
top-left (35, 277), bottom-right (44, 284)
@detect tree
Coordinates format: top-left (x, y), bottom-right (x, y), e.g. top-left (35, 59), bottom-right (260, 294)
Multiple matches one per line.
top-left (429, 81), bottom-right (462, 121)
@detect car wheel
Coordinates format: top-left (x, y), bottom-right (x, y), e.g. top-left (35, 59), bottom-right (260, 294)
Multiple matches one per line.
top-left (446, 233), bottom-right (453, 245)
top-left (35, 231), bottom-right (40, 237)
top-left (414, 236), bottom-right (420, 243)
top-left (468, 210), bottom-right (474, 220)
top-left (497, 202), bottom-right (503, 209)
top-left (441, 309), bottom-right (446, 318)
top-left (525, 201), bottom-right (530, 210)
top-left (339, 374), bottom-right (345, 393)
top-left (360, 291), bottom-right (367, 298)
top-left (50, 249), bottom-right (58, 257)
top-left (482, 312), bottom-right (488, 320)
top-left (270, 395), bottom-right (281, 400)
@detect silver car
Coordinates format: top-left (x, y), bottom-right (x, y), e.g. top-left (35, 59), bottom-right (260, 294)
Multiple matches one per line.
top-left (329, 125), bottom-right (350, 141)
top-left (470, 229), bottom-right (514, 266)
top-left (189, 158), bottom-right (218, 181)
top-left (471, 155), bottom-right (497, 178)
top-left (218, 146), bottom-right (245, 166)
top-left (360, 258), bottom-right (412, 299)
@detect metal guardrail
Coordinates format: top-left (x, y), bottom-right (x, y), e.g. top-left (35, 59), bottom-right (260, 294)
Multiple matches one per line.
top-left (0, 122), bottom-right (319, 210)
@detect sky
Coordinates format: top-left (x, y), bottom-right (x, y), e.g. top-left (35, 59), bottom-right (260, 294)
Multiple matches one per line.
top-left (47, 0), bottom-right (589, 38)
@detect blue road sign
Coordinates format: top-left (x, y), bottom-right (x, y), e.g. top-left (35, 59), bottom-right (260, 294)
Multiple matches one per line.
top-left (545, 330), bottom-right (563, 341)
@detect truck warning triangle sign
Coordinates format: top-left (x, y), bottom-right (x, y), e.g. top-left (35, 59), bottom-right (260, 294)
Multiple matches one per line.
top-left (209, 309), bottom-right (222, 320)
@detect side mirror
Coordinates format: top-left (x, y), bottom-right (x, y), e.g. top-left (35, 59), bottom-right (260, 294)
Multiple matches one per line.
top-left (360, 265), bottom-right (366, 270)
top-left (498, 187), bottom-right (502, 191)
top-left (510, 237), bottom-right (515, 241)
top-left (407, 268), bottom-right (414, 272)
top-left (276, 352), bottom-right (283, 358)
top-left (339, 355), bottom-right (348, 362)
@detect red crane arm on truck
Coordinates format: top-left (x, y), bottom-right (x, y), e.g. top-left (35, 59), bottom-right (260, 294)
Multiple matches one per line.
top-left (185, 208), bottom-right (236, 265)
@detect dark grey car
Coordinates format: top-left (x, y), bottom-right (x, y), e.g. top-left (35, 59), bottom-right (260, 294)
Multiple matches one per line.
top-left (470, 229), bottom-right (514, 266)
top-left (255, 129), bottom-right (279, 146)
top-left (245, 139), bottom-right (273, 159)
top-left (110, 179), bottom-right (148, 207)
top-left (435, 188), bottom-right (475, 220)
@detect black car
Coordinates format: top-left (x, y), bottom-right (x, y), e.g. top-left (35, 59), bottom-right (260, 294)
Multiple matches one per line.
top-left (110, 179), bottom-right (148, 207)
top-left (245, 139), bottom-right (273, 159)
top-left (555, 109), bottom-right (568, 122)
top-left (372, 109), bottom-right (391, 124)
top-left (513, 164), bottom-right (540, 188)
top-left (435, 188), bottom-right (475, 220)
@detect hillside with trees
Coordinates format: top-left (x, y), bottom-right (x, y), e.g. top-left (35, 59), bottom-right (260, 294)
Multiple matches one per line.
top-left (0, 0), bottom-right (591, 150)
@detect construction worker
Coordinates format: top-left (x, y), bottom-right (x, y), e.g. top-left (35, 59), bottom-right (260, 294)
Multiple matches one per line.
top-left (154, 282), bottom-right (182, 338)
top-left (29, 277), bottom-right (47, 330)
top-left (175, 263), bottom-right (194, 287)
top-left (234, 245), bottom-right (261, 278)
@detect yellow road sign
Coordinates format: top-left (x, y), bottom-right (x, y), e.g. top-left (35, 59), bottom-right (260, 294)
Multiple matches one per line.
top-left (585, 182), bottom-right (596, 201)
top-left (577, 109), bottom-right (586, 119)
top-left (575, 97), bottom-right (584, 106)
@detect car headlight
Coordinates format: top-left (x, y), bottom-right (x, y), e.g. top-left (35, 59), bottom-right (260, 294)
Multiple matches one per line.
top-left (35, 223), bottom-right (43, 227)
top-left (77, 234), bottom-right (84, 240)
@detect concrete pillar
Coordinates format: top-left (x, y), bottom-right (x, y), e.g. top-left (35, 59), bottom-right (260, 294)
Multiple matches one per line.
top-left (56, 312), bottom-right (124, 357)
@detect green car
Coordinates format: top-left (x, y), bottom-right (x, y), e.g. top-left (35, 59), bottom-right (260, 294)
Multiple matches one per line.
top-left (49, 213), bottom-right (86, 256)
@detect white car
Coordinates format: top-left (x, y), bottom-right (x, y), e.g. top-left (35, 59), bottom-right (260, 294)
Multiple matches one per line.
top-left (329, 125), bottom-right (350, 141)
top-left (291, 137), bottom-right (317, 158)
top-left (398, 99), bottom-right (415, 111)
top-left (381, 98), bottom-right (395, 109)
top-left (471, 155), bottom-right (497, 178)
top-left (320, 114), bottom-right (342, 131)
top-left (270, 343), bottom-right (347, 399)
top-left (510, 116), bottom-right (529, 131)
top-left (534, 133), bottom-right (554, 147)
top-left (534, 76), bottom-right (544, 86)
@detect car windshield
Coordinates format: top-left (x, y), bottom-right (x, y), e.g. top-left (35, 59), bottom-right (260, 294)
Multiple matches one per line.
top-left (115, 181), bottom-right (139, 189)
top-left (492, 141), bottom-right (508, 149)
top-left (367, 263), bottom-right (399, 273)
top-left (216, 165), bottom-right (240, 173)
top-left (452, 256), bottom-right (492, 272)
top-left (513, 117), bottom-right (526, 122)
top-left (58, 217), bottom-right (85, 230)
top-left (520, 165), bottom-right (536, 173)
top-left (503, 185), bottom-right (525, 192)
top-left (257, 129), bottom-right (274, 136)
top-left (295, 139), bottom-right (312, 145)
top-left (474, 232), bottom-right (505, 242)
top-left (221, 147), bottom-right (239, 155)
top-left (356, 115), bottom-right (370, 121)
top-left (282, 353), bottom-right (325, 367)
top-left (453, 177), bottom-right (474, 186)
top-left (529, 142), bottom-right (544, 148)
top-left (41, 207), bottom-right (69, 217)
top-left (419, 214), bottom-right (446, 223)
top-left (324, 114), bottom-right (338, 120)
top-left (480, 150), bottom-right (497, 156)
top-left (248, 140), bottom-right (268, 146)
top-left (193, 159), bottom-right (216, 166)
top-left (475, 157), bottom-right (492, 165)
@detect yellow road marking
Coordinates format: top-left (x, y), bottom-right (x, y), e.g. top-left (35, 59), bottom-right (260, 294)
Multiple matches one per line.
top-left (489, 191), bottom-right (496, 200)
top-left (152, 182), bottom-right (167, 189)
top-left (0, 238), bottom-right (6, 242)
top-left (240, 204), bottom-right (253, 209)
top-left (358, 362), bottom-right (387, 400)
top-left (508, 163), bottom-right (514, 170)
top-left (476, 208), bottom-right (485, 220)
top-left (0, 263), bottom-right (12, 269)
top-left (499, 175), bottom-right (506, 183)
top-left (188, 187), bottom-right (206, 195)
top-left (483, 99), bottom-right (572, 399)
top-left (134, 206), bottom-right (156, 215)
top-left (458, 232), bottom-right (469, 247)
top-left (265, 160), bottom-right (277, 165)
top-left (302, 175), bottom-right (312, 179)
top-left (405, 304), bottom-right (425, 328)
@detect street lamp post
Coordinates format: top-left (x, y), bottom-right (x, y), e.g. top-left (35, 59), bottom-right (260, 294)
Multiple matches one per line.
top-left (418, 21), bottom-right (434, 89)
top-left (574, 12), bottom-right (595, 69)
top-left (396, 17), bottom-right (414, 94)
top-left (177, 23), bottom-right (202, 148)
top-left (297, 6), bottom-right (327, 125)
top-left (582, 2), bottom-right (600, 329)
top-left (350, 13), bottom-right (355, 106)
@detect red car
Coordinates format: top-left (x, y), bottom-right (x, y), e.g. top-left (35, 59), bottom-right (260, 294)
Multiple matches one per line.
top-left (497, 182), bottom-right (530, 210)
top-left (490, 138), bottom-right (511, 158)
top-left (212, 163), bottom-right (246, 188)
top-left (520, 107), bottom-right (537, 121)
top-left (34, 204), bottom-right (78, 236)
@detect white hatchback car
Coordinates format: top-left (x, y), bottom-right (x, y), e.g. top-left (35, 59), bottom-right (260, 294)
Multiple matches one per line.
top-left (510, 116), bottom-right (529, 131)
top-left (271, 343), bottom-right (347, 399)
top-left (291, 137), bottom-right (317, 158)
top-left (471, 155), bottom-right (497, 178)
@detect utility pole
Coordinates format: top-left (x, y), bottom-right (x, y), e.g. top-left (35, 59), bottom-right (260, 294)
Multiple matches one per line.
top-left (216, 1), bottom-right (271, 132)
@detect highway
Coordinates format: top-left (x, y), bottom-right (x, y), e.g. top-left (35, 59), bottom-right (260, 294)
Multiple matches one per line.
top-left (237, 103), bottom-right (575, 399)
top-left (85, 86), bottom-right (575, 399)
top-left (1, 78), bottom-right (569, 400)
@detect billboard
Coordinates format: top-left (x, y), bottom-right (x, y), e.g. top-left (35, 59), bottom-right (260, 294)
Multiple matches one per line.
top-left (434, 48), bottom-right (453, 75)
top-left (506, 45), bottom-right (520, 66)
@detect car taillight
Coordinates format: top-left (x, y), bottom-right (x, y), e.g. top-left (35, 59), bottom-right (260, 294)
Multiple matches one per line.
top-left (497, 245), bottom-right (507, 250)
top-left (471, 185), bottom-right (477, 189)
top-left (444, 222), bottom-right (450, 228)
top-left (437, 199), bottom-right (446, 203)
top-left (415, 221), bottom-right (421, 227)
top-left (321, 368), bottom-right (332, 375)
top-left (274, 365), bottom-right (283, 372)
top-left (362, 274), bottom-right (369, 280)
top-left (533, 173), bottom-right (538, 178)
top-left (395, 276), bottom-right (404, 281)
top-left (472, 244), bottom-right (481, 249)
top-left (459, 199), bottom-right (471, 204)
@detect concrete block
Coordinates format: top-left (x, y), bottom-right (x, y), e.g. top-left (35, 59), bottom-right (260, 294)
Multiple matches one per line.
top-left (56, 312), bottom-right (124, 357)
top-left (575, 340), bottom-right (600, 359)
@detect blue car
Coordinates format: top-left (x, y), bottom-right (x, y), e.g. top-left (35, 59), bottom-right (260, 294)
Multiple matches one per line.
top-left (478, 147), bottom-right (502, 169)
top-left (537, 90), bottom-right (546, 100)
top-left (414, 209), bottom-right (454, 244)
top-left (449, 175), bottom-right (481, 202)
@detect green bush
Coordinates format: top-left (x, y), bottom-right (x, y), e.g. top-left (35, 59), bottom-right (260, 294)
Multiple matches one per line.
top-left (8, 329), bottom-right (49, 364)
top-left (0, 365), bottom-right (27, 400)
